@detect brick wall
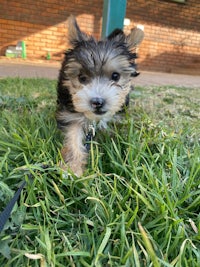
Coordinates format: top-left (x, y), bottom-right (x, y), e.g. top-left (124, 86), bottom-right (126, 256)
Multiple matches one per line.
top-left (0, 0), bottom-right (199, 74)
top-left (0, 0), bottom-right (103, 60)
top-left (126, 0), bottom-right (200, 74)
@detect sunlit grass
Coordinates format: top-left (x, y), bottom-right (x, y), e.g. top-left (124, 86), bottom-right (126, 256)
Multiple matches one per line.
top-left (0, 78), bottom-right (200, 266)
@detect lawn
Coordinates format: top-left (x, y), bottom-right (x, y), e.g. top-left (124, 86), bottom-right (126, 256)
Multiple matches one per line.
top-left (0, 78), bottom-right (199, 266)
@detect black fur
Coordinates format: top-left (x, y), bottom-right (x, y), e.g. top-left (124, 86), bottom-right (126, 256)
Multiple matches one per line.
top-left (57, 51), bottom-right (76, 113)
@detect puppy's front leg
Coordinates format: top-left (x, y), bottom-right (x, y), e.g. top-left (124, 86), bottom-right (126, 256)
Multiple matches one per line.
top-left (61, 122), bottom-right (87, 176)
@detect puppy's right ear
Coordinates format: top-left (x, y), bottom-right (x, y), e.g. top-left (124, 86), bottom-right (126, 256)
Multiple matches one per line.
top-left (126, 27), bottom-right (144, 49)
top-left (68, 15), bottom-right (90, 45)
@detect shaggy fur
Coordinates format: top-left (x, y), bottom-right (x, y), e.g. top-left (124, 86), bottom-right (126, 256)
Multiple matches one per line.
top-left (56, 16), bottom-right (144, 176)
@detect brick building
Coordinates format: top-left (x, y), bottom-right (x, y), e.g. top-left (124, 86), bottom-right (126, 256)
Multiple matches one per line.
top-left (0, 0), bottom-right (199, 74)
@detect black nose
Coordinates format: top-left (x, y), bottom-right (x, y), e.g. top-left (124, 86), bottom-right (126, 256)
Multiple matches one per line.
top-left (90, 97), bottom-right (105, 110)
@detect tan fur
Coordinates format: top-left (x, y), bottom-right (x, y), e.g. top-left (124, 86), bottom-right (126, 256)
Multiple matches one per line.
top-left (64, 60), bottom-right (82, 78)
top-left (126, 27), bottom-right (144, 48)
top-left (61, 121), bottom-right (87, 176)
top-left (102, 55), bottom-right (133, 75)
top-left (67, 15), bottom-right (90, 44)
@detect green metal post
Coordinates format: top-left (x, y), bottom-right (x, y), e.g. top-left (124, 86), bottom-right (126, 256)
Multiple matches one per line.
top-left (101, 0), bottom-right (127, 38)
top-left (21, 41), bottom-right (26, 59)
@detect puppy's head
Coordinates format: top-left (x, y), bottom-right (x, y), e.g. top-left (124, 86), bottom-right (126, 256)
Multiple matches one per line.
top-left (58, 16), bottom-right (144, 121)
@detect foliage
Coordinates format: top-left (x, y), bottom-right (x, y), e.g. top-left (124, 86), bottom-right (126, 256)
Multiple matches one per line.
top-left (0, 78), bottom-right (199, 266)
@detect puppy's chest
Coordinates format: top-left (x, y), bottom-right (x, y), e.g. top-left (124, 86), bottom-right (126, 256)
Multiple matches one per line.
top-left (84, 113), bottom-right (124, 138)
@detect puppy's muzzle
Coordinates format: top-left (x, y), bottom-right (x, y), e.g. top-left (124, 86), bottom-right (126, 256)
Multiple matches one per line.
top-left (90, 97), bottom-right (106, 115)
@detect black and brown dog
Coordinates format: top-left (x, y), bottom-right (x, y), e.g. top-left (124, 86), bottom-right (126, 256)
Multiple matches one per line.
top-left (56, 16), bottom-right (144, 176)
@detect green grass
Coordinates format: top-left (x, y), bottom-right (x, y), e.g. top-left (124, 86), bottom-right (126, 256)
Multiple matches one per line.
top-left (0, 78), bottom-right (200, 266)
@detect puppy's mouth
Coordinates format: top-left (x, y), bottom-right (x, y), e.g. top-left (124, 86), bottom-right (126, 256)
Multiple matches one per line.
top-left (93, 110), bottom-right (107, 115)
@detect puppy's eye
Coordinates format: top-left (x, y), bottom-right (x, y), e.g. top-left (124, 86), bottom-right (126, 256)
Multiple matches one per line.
top-left (111, 72), bottom-right (120, 82)
top-left (78, 74), bottom-right (88, 84)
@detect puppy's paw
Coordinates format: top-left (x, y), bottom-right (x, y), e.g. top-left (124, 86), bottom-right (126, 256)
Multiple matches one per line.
top-left (69, 162), bottom-right (84, 177)
top-left (60, 161), bottom-right (84, 177)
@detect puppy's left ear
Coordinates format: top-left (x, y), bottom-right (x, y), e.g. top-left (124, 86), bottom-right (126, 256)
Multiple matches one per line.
top-left (68, 15), bottom-right (90, 45)
top-left (126, 27), bottom-right (144, 49)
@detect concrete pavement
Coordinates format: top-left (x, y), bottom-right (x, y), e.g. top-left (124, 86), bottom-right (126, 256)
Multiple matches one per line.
top-left (0, 60), bottom-right (199, 88)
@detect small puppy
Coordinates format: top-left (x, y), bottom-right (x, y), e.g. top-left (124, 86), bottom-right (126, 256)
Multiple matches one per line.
top-left (56, 16), bottom-right (144, 176)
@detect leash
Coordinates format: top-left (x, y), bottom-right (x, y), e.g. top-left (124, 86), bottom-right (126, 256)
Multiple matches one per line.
top-left (0, 124), bottom-right (96, 233)
top-left (0, 120), bottom-right (96, 233)
top-left (0, 164), bottom-right (49, 233)
top-left (0, 181), bottom-right (26, 233)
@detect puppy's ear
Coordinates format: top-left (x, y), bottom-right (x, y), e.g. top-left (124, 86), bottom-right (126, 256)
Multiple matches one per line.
top-left (126, 27), bottom-right (144, 49)
top-left (68, 15), bottom-right (90, 45)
